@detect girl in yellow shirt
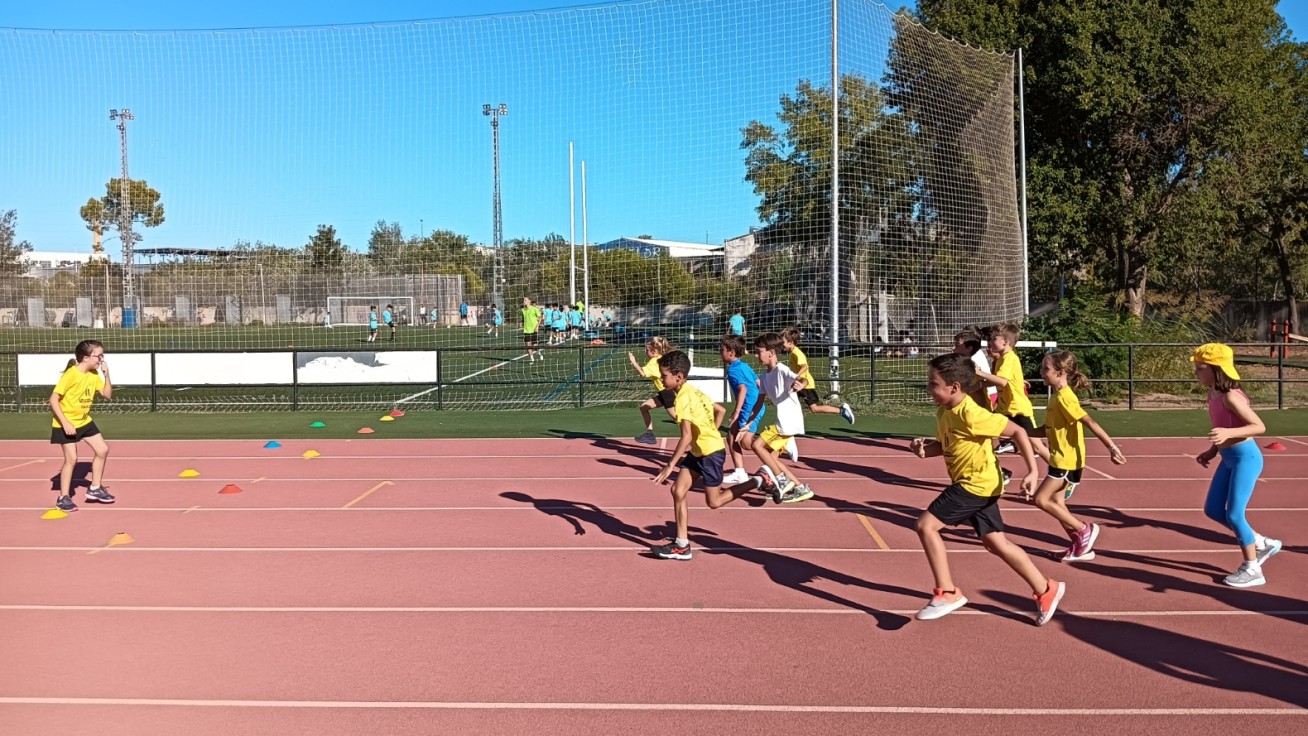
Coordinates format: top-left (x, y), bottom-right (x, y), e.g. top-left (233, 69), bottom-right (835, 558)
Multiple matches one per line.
top-left (1025, 352), bottom-right (1126, 562)
top-left (49, 340), bottom-right (114, 511)
top-left (628, 337), bottom-right (675, 444)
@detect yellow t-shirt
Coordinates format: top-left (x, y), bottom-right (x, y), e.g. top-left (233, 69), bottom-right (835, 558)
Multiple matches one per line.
top-left (787, 346), bottom-right (816, 390)
top-left (1045, 386), bottom-right (1088, 471)
top-left (51, 366), bottom-right (105, 429)
top-left (936, 396), bottom-right (1010, 497)
top-left (674, 382), bottom-right (725, 458)
top-left (994, 350), bottom-right (1033, 418)
top-left (642, 356), bottom-right (665, 391)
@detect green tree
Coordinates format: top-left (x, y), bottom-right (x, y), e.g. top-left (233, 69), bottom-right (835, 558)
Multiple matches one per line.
top-left (0, 209), bottom-right (33, 276)
top-left (79, 178), bottom-right (165, 246)
top-left (367, 220), bottom-right (406, 273)
top-left (305, 225), bottom-right (345, 271)
top-left (917, 0), bottom-right (1298, 317)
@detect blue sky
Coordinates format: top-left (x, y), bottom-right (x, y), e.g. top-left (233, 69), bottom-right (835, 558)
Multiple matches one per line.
top-left (2, 1), bottom-right (1304, 257)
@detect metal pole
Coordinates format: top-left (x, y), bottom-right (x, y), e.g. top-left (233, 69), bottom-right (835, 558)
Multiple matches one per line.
top-left (581, 160), bottom-right (590, 319)
top-left (1017, 48), bottom-right (1030, 314)
top-left (569, 141), bottom-right (576, 305)
top-left (110, 109), bottom-right (135, 320)
top-left (483, 103), bottom-right (508, 311)
top-left (828, 0), bottom-right (841, 395)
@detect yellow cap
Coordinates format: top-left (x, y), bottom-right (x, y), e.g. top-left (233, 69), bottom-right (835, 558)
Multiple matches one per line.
top-left (1190, 342), bottom-right (1240, 381)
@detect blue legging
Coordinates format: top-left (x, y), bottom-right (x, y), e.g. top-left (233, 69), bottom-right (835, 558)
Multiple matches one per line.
top-left (1203, 440), bottom-right (1263, 547)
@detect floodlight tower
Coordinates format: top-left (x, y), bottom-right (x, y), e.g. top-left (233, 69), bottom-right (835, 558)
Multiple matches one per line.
top-left (109, 108), bottom-right (136, 317)
top-left (483, 103), bottom-right (507, 310)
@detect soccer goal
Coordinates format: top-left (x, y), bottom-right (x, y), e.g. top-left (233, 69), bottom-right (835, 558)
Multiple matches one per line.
top-left (326, 296), bottom-right (416, 326)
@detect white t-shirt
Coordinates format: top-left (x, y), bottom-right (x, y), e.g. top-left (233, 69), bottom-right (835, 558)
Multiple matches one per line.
top-left (971, 351), bottom-right (998, 398)
top-left (759, 363), bottom-right (806, 436)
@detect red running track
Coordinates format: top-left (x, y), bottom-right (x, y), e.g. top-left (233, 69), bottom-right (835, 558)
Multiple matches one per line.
top-left (1, 435), bottom-right (1306, 735)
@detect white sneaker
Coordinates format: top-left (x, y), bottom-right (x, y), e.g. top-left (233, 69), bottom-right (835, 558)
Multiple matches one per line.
top-left (723, 468), bottom-right (750, 485)
top-left (785, 437), bottom-right (800, 462)
top-left (1255, 538), bottom-right (1282, 566)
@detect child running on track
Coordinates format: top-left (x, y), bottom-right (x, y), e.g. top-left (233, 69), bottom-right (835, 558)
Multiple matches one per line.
top-left (1192, 343), bottom-right (1282, 587)
top-left (781, 327), bottom-right (855, 424)
top-left (910, 353), bottom-right (1065, 625)
top-left (1024, 351), bottom-right (1126, 561)
top-left (630, 337), bottom-right (676, 444)
top-left (651, 350), bottom-right (773, 560)
top-left (50, 340), bottom-right (115, 511)
top-left (721, 334), bottom-right (761, 485)
top-left (741, 332), bottom-right (814, 503)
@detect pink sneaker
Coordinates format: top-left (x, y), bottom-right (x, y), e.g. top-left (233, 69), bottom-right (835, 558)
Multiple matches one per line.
top-left (1064, 523), bottom-right (1099, 562)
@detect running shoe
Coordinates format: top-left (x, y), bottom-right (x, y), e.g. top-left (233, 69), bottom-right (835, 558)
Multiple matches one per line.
top-left (995, 440), bottom-right (1016, 455)
top-left (1001, 468), bottom-right (1013, 486)
top-left (839, 403), bottom-right (856, 425)
top-left (634, 430), bottom-right (657, 445)
top-left (55, 495), bottom-right (78, 512)
top-left (1223, 561), bottom-right (1265, 588)
top-left (1034, 579), bottom-right (1066, 626)
top-left (780, 484), bottom-right (814, 504)
top-left (757, 466), bottom-right (795, 502)
top-left (1255, 537), bottom-right (1282, 566)
top-left (652, 541), bottom-right (692, 560)
top-left (84, 486), bottom-right (115, 504)
top-left (1072, 522), bottom-right (1100, 559)
top-left (915, 588), bottom-right (968, 621)
top-left (723, 468), bottom-right (750, 485)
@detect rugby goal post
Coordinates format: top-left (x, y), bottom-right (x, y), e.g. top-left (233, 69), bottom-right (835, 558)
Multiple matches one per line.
top-left (326, 296), bottom-right (416, 326)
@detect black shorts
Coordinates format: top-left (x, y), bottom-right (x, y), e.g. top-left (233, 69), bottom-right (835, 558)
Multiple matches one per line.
top-left (1008, 414), bottom-right (1036, 433)
top-left (51, 420), bottom-right (101, 445)
top-left (679, 450), bottom-right (725, 488)
top-left (523, 332), bottom-right (537, 344)
top-left (1048, 467), bottom-right (1083, 485)
top-left (927, 483), bottom-right (1005, 536)
top-left (798, 388), bottom-right (820, 407)
top-left (653, 389), bottom-right (678, 409)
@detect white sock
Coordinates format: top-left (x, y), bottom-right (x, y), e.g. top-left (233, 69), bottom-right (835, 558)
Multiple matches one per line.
top-left (675, 537), bottom-right (689, 547)
top-left (1244, 559), bottom-right (1262, 571)
top-left (1254, 533), bottom-right (1267, 547)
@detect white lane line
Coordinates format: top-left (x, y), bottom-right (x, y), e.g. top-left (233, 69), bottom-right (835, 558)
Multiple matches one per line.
top-left (0, 697), bottom-right (1303, 715)
top-left (0, 604), bottom-right (1305, 618)
top-left (0, 546), bottom-right (1273, 554)
top-left (394, 353), bottom-right (533, 405)
top-left (1, 506), bottom-right (1305, 513)
top-left (1084, 465), bottom-right (1117, 480)
top-left (0, 459), bottom-right (44, 473)
top-left (1277, 436), bottom-right (1308, 446)
top-left (4, 476), bottom-right (1305, 483)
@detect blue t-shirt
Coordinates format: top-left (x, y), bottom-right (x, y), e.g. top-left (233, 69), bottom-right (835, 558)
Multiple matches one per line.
top-left (459, 303), bottom-right (469, 317)
top-left (382, 309), bottom-right (393, 325)
top-left (728, 314), bottom-right (745, 335)
top-left (493, 308), bottom-right (503, 325)
top-left (725, 358), bottom-right (761, 430)
top-left (569, 310), bottom-right (582, 327)
top-left (369, 312), bottom-right (379, 329)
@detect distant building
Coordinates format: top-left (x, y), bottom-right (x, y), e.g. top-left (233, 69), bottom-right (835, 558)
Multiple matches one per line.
top-left (723, 230), bottom-right (762, 278)
top-left (594, 237), bottom-right (725, 276)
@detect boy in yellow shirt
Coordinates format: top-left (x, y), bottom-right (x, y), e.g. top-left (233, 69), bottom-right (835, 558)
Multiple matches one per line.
top-left (651, 350), bottom-right (769, 560)
top-left (780, 327), bottom-right (855, 425)
top-left (976, 322), bottom-right (1046, 464)
top-left (909, 353), bottom-right (1066, 625)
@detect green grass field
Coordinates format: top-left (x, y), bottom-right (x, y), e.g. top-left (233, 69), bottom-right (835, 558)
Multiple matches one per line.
top-left (4, 326), bottom-right (1307, 412)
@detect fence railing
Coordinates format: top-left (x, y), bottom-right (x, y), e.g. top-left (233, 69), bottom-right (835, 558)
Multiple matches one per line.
top-left (3, 341), bottom-right (1305, 412)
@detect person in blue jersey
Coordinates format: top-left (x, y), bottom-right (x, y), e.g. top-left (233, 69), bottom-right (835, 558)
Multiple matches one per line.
top-left (383, 304), bottom-right (396, 341)
top-left (368, 306), bottom-right (379, 343)
top-left (728, 309), bottom-right (745, 337)
top-left (720, 334), bottom-right (762, 485)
